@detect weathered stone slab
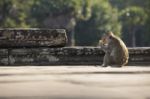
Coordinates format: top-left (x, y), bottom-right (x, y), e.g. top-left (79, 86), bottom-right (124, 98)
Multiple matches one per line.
top-left (128, 47), bottom-right (150, 65)
top-left (0, 49), bottom-right (8, 65)
top-left (0, 47), bottom-right (150, 66)
top-left (0, 28), bottom-right (67, 48)
top-left (8, 47), bottom-right (103, 65)
top-left (9, 48), bottom-right (60, 65)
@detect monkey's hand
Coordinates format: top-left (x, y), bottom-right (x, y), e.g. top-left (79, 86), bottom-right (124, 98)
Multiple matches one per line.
top-left (99, 40), bottom-right (105, 46)
top-left (99, 40), bottom-right (108, 47)
top-left (99, 40), bottom-right (109, 52)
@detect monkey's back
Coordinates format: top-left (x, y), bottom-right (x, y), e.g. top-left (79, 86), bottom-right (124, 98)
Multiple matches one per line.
top-left (111, 37), bottom-right (129, 66)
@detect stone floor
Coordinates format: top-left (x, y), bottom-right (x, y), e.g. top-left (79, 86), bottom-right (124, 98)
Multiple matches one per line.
top-left (0, 66), bottom-right (150, 99)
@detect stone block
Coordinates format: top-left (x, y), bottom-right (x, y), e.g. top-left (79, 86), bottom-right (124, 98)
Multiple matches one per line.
top-left (8, 47), bottom-right (104, 65)
top-left (128, 47), bottom-right (150, 65)
top-left (0, 28), bottom-right (67, 48)
top-left (0, 49), bottom-right (8, 65)
top-left (0, 47), bottom-right (150, 66)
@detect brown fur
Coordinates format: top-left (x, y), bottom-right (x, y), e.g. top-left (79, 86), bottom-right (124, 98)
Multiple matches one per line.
top-left (99, 32), bottom-right (129, 67)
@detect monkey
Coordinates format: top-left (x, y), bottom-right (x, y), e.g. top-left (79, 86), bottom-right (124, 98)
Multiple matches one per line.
top-left (99, 32), bottom-right (129, 67)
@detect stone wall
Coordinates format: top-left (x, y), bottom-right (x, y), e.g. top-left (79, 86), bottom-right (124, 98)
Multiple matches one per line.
top-left (129, 47), bottom-right (150, 65)
top-left (0, 47), bottom-right (150, 66)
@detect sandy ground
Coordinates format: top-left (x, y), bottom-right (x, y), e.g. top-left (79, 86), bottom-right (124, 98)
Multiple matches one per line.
top-left (0, 66), bottom-right (150, 99)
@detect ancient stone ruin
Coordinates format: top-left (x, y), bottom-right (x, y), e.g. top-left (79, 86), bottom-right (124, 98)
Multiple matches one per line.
top-left (0, 28), bottom-right (150, 66)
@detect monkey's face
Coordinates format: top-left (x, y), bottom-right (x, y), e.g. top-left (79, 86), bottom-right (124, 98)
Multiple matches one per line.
top-left (99, 36), bottom-right (108, 47)
top-left (104, 32), bottom-right (115, 44)
top-left (100, 35), bottom-right (108, 45)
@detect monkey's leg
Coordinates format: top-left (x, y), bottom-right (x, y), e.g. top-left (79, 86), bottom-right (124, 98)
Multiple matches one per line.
top-left (111, 61), bottom-right (125, 67)
top-left (111, 56), bottom-right (128, 67)
top-left (102, 53), bottom-right (111, 67)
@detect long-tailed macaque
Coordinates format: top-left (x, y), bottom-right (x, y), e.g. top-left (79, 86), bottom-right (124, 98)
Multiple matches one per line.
top-left (99, 32), bottom-right (129, 67)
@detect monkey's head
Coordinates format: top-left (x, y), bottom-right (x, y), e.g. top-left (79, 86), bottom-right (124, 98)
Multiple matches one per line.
top-left (99, 34), bottom-right (108, 45)
top-left (101, 31), bottom-right (113, 43)
top-left (100, 31), bottom-right (115, 45)
top-left (104, 31), bottom-right (116, 43)
top-left (106, 31), bottom-right (114, 38)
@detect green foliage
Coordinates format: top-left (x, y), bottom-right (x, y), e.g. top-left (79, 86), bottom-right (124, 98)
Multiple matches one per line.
top-left (109, 0), bottom-right (150, 47)
top-left (75, 0), bottom-right (121, 46)
top-left (30, 0), bottom-right (92, 27)
top-left (144, 0), bottom-right (150, 46)
top-left (0, 0), bottom-right (149, 46)
top-left (119, 6), bottom-right (148, 46)
top-left (120, 6), bottom-right (148, 26)
top-left (0, 0), bottom-right (33, 28)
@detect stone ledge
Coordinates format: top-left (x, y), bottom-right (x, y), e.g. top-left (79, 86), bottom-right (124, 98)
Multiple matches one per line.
top-left (0, 28), bottom-right (67, 48)
top-left (0, 47), bottom-right (150, 66)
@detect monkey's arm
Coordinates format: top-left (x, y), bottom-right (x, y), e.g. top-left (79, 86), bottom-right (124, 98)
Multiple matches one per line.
top-left (100, 44), bottom-right (110, 52)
